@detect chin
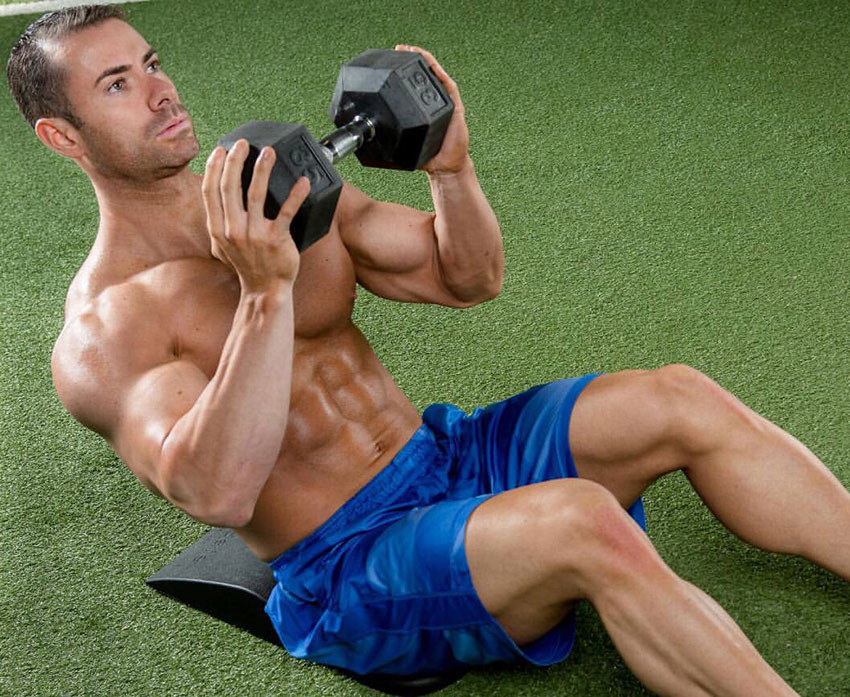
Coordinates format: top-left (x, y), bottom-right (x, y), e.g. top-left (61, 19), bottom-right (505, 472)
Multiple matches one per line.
top-left (86, 129), bottom-right (198, 182)
top-left (171, 127), bottom-right (200, 157)
top-left (177, 133), bottom-right (201, 162)
top-left (153, 133), bottom-right (201, 176)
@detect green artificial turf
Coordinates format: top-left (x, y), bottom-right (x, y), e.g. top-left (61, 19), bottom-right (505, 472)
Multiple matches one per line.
top-left (2, 0), bottom-right (848, 695)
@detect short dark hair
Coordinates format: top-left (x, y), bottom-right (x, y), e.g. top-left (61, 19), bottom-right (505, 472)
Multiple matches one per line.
top-left (6, 4), bottom-right (128, 129)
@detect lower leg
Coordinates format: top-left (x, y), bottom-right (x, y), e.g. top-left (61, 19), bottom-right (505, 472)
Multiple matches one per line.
top-left (569, 366), bottom-right (850, 579)
top-left (682, 381), bottom-right (850, 581)
top-left (465, 479), bottom-right (798, 696)
top-left (589, 547), bottom-right (800, 697)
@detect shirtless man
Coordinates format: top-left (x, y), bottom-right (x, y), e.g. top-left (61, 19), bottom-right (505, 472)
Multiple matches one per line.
top-left (8, 6), bottom-right (849, 695)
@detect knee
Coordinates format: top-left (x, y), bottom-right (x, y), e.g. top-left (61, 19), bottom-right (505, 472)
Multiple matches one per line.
top-left (541, 480), bottom-right (664, 596)
top-left (653, 363), bottom-right (766, 455)
top-left (653, 363), bottom-right (717, 410)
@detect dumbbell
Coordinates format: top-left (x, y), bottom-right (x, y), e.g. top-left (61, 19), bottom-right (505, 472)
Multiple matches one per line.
top-left (217, 49), bottom-right (455, 252)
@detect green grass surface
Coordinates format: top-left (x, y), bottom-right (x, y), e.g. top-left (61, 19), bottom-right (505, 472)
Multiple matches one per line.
top-left (2, 0), bottom-right (849, 695)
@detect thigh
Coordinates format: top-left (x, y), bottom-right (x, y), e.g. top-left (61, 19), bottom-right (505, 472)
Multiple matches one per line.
top-left (569, 367), bottom-right (690, 508)
top-left (464, 479), bottom-right (595, 647)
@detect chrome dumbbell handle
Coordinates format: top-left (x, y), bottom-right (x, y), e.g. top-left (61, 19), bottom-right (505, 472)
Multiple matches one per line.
top-left (318, 114), bottom-right (377, 164)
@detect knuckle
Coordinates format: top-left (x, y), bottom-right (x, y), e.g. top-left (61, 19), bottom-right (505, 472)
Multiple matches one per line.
top-left (223, 218), bottom-right (245, 239)
top-left (223, 230), bottom-right (242, 245)
top-left (227, 219), bottom-right (245, 236)
top-left (263, 234), bottom-right (283, 250)
top-left (276, 216), bottom-right (295, 232)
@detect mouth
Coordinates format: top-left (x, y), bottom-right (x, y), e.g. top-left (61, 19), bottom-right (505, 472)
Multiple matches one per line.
top-left (158, 116), bottom-right (189, 137)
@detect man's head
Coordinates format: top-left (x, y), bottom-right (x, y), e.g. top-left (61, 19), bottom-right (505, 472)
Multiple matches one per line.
top-left (7, 4), bottom-right (199, 183)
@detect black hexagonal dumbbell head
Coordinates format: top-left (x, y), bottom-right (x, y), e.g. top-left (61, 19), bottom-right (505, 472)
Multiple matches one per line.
top-left (217, 121), bottom-right (342, 253)
top-left (328, 49), bottom-right (455, 171)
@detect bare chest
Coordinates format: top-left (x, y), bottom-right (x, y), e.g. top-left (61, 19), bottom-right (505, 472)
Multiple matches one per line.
top-left (70, 229), bottom-right (358, 376)
top-left (172, 237), bottom-right (358, 377)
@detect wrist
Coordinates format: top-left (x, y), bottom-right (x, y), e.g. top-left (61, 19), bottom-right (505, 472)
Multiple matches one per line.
top-left (240, 278), bottom-right (294, 304)
top-left (425, 154), bottom-right (474, 180)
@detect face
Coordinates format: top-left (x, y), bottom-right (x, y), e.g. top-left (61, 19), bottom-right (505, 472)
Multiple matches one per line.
top-left (51, 18), bottom-right (199, 181)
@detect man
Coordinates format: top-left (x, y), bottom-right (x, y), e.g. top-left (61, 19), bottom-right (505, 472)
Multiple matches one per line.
top-left (8, 5), bottom-right (848, 695)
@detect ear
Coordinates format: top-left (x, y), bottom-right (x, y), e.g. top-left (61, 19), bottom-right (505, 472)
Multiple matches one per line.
top-left (34, 116), bottom-right (84, 159)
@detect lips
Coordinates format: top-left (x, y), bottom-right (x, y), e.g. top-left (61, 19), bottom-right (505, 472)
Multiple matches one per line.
top-left (158, 116), bottom-right (187, 136)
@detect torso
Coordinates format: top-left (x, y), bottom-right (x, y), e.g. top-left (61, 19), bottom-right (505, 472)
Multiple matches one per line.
top-left (64, 220), bottom-right (422, 562)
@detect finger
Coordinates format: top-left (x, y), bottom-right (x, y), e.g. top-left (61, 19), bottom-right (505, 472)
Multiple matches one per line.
top-left (247, 145), bottom-right (275, 228)
top-left (220, 138), bottom-right (250, 234)
top-left (397, 45), bottom-right (463, 110)
top-left (399, 45), bottom-right (443, 74)
top-left (274, 176), bottom-right (311, 233)
top-left (202, 146), bottom-right (226, 241)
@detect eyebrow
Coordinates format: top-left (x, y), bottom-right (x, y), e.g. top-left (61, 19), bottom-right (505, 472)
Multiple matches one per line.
top-left (94, 47), bottom-right (157, 88)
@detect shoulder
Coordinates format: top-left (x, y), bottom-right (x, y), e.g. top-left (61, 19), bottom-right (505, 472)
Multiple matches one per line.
top-left (52, 279), bottom-right (171, 438)
top-left (334, 181), bottom-right (376, 237)
top-left (337, 180), bottom-right (373, 212)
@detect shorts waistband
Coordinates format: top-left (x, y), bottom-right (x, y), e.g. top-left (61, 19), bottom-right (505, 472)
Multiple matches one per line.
top-left (267, 421), bottom-right (439, 571)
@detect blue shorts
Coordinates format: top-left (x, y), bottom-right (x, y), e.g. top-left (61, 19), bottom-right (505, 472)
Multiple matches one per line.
top-left (265, 373), bottom-right (646, 676)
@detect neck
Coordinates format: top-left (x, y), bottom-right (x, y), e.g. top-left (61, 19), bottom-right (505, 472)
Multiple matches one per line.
top-left (91, 165), bottom-right (211, 261)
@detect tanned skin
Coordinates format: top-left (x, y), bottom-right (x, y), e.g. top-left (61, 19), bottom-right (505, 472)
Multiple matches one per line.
top-left (45, 20), bottom-right (502, 559)
top-left (41, 18), bottom-right (850, 697)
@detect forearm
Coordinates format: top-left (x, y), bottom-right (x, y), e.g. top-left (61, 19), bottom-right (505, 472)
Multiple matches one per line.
top-left (429, 156), bottom-right (504, 301)
top-left (161, 282), bottom-right (295, 525)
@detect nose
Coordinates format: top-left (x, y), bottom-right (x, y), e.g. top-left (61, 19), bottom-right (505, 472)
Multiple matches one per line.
top-left (148, 71), bottom-right (179, 111)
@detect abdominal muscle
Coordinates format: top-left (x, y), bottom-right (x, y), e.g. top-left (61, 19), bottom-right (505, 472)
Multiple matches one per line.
top-left (236, 322), bottom-right (423, 562)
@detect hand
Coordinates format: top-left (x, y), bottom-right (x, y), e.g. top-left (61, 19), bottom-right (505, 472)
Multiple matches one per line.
top-left (395, 44), bottom-right (470, 175)
top-left (202, 139), bottom-right (311, 293)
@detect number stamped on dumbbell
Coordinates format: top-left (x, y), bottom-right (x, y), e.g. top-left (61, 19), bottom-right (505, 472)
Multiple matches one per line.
top-left (400, 62), bottom-right (447, 115)
top-left (286, 136), bottom-right (334, 191)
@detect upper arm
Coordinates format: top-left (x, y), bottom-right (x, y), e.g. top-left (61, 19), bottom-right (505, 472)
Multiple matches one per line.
top-left (336, 182), bottom-right (479, 308)
top-left (51, 292), bottom-right (208, 504)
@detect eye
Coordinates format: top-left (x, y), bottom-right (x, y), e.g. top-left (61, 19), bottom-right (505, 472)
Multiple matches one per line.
top-left (107, 78), bottom-right (125, 93)
top-left (147, 59), bottom-right (161, 72)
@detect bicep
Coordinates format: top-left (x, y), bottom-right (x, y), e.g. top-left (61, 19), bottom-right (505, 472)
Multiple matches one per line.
top-left (337, 182), bottom-right (476, 307)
